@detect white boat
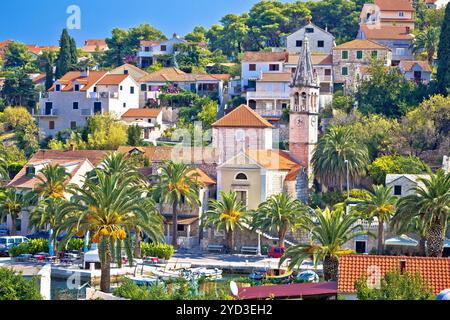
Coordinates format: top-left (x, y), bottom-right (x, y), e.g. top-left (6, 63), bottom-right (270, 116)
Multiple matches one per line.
top-left (188, 267), bottom-right (223, 280)
top-left (125, 275), bottom-right (159, 286)
top-left (297, 270), bottom-right (320, 283)
top-left (149, 267), bottom-right (223, 281)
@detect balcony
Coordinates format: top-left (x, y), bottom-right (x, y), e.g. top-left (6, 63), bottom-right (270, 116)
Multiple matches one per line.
top-left (318, 75), bottom-right (332, 82)
top-left (81, 109), bottom-right (93, 116)
top-left (255, 109), bottom-right (283, 118)
top-left (88, 92), bottom-right (119, 99)
top-left (33, 108), bottom-right (59, 117)
top-left (246, 91), bottom-right (290, 100)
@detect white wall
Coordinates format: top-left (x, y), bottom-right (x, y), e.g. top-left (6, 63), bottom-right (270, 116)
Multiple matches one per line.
top-left (286, 23), bottom-right (335, 54)
top-left (241, 61), bottom-right (284, 87)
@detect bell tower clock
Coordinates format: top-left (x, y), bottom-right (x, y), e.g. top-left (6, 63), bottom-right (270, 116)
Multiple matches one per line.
top-left (289, 36), bottom-right (320, 178)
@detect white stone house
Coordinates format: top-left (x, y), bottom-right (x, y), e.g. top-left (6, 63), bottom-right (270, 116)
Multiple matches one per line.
top-left (385, 174), bottom-right (430, 198)
top-left (121, 108), bottom-right (165, 145)
top-left (398, 60), bottom-right (432, 84)
top-left (35, 71), bottom-right (140, 138)
top-left (286, 21), bottom-right (335, 55)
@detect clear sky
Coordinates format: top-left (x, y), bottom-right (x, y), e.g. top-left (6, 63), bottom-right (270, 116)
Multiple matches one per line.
top-left (0, 0), bottom-right (278, 46)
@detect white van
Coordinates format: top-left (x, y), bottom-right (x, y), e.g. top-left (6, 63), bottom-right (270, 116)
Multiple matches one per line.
top-left (0, 236), bottom-right (29, 256)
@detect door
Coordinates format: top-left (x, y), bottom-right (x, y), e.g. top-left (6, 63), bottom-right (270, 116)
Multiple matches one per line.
top-left (355, 241), bottom-right (366, 254)
top-left (94, 102), bottom-right (102, 114)
top-left (45, 102), bottom-right (53, 115)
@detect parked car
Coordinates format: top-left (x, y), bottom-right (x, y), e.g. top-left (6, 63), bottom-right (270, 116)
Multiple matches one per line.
top-left (0, 226), bottom-right (8, 236)
top-left (0, 236), bottom-right (29, 257)
top-left (268, 247), bottom-right (286, 258)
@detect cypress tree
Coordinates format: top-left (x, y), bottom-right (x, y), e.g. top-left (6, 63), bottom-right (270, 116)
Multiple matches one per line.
top-left (436, 3), bottom-right (450, 94)
top-left (55, 29), bottom-right (73, 79)
top-left (70, 37), bottom-right (78, 67)
top-left (45, 63), bottom-right (54, 90)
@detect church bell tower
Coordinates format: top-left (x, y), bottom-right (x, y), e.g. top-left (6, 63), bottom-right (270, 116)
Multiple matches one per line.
top-left (289, 36), bottom-right (320, 178)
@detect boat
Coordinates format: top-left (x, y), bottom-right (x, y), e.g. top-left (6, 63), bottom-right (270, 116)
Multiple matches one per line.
top-left (248, 268), bottom-right (293, 283)
top-left (296, 270), bottom-right (320, 283)
top-left (125, 275), bottom-right (159, 286)
top-left (188, 267), bottom-right (223, 280)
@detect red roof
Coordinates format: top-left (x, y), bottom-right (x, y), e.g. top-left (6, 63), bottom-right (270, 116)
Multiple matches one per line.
top-left (121, 108), bottom-right (162, 118)
top-left (237, 282), bottom-right (338, 300)
top-left (338, 255), bottom-right (450, 295)
top-left (375, 0), bottom-right (414, 11)
top-left (96, 74), bottom-right (129, 85)
top-left (212, 105), bottom-right (274, 128)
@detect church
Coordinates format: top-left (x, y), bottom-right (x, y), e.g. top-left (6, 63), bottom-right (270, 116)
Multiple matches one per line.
top-left (213, 37), bottom-right (319, 208)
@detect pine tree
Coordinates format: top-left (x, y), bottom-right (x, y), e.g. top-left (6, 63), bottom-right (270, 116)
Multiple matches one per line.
top-left (436, 3), bottom-right (450, 94)
top-left (55, 29), bottom-right (73, 79)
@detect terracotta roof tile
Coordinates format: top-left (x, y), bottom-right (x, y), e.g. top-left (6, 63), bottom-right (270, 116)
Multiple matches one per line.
top-left (140, 40), bottom-right (162, 45)
top-left (30, 149), bottom-right (110, 166)
top-left (212, 105), bottom-right (274, 128)
top-left (375, 0), bottom-right (414, 11)
top-left (48, 71), bottom-right (108, 92)
top-left (117, 146), bottom-right (219, 164)
top-left (360, 25), bottom-right (414, 40)
top-left (288, 54), bottom-right (333, 65)
top-left (399, 60), bottom-right (432, 72)
top-left (242, 51), bottom-right (288, 62)
top-left (245, 149), bottom-right (298, 171)
top-left (338, 255), bottom-right (450, 295)
top-left (121, 108), bottom-right (162, 118)
top-left (258, 72), bottom-right (292, 82)
top-left (334, 39), bottom-right (389, 50)
top-left (96, 74), bottom-right (129, 85)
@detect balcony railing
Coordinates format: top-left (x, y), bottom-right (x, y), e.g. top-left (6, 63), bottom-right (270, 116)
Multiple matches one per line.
top-left (318, 75), bottom-right (332, 82)
top-left (88, 92), bottom-right (119, 99)
top-left (33, 108), bottom-right (59, 116)
top-left (255, 109), bottom-right (283, 117)
top-left (81, 109), bottom-right (93, 116)
top-left (246, 91), bottom-right (290, 100)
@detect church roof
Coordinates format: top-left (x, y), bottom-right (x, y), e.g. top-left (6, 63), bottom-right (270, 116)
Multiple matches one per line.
top-left (291, 36), bottom-right (319, 88)
top-left (212, 105), bottom-right (274, 128)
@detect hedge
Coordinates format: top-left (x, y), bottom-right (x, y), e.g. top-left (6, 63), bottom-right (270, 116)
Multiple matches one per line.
top-left (9, 239), bottom-right (48, 257)
top-left (140, 243), bottom-right (174, 260)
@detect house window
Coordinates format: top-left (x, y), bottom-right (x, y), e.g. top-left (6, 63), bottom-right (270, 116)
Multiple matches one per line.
top-left (296, 40), bottom-right (303, 47)
top-left (341, 51), bottom-right (349, 59)
top-left (356, 50), bottom-right (363, 59)
top-left (141, 84), bottom-right (147, 91)
top-left (124, 70), bottom-right (129, 75)
top-left (249, 64), bottom-right (256, 71)
top-left (396, 48), bottom-right (405, 56)
top-left (177, 224), bottom-right (185, 232)
top-left (371, 50), bottom-right (378, 58)
top-left (399, 11), bottom-right (404, 17)
top-left (235, 173), bottom-right (248, 180)
top-left (73, 102), bottom-right (79, 110)
top-left (70, 121), bottom-right (77, 130)
top-left (317, 40), bottom-right (324, 48)
top-left (269, 64), bottom-right (279, 71)
top-left (282, 103), bottom-right (288, 109)
top-left (120, 85), bottom-right (123, 91)
top-left (123, 103), bottom-right (126, 108)
top-left (93, 86), bottom-right (97, 92)
top-left (160, 45), bottom-right (167, 51)
top-left (355, 241), bottom-right (367, 254)
top-left (235, 190), bottom-right (248, 207)
top-left (144, 47), bottom-right (150, 52)
top-left (55, 84), bottom-right (61, 92)
top-left (341, 67), bottom-right (349, 76)
top-left (74, 84), bottom-right (80, 91)
top-left (49, 121), bottom-right (55, 130)
top-left (130, 86), bottom-right (135, 94)
top-left (235, 129), bottom-right (245, 142)
top-left (394, 185), bottom-right (402, 196)
top-left (325, 69), bottom-right (332, 76)
top-left (306, 27), bottom-right (314, 33)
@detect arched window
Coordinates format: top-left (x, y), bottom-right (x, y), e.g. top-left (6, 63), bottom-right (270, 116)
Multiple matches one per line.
top-left (294, 92), bottom-right (300, 109)
top-left (301, 92), bottom-right (307, 110)
top-left (235, 172), bottom-right (248, 180)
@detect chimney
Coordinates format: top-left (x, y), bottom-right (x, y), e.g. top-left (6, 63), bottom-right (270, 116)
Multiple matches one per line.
top-left (400, 260), bottom-right (406, 275)
top-left (69, 143), bottom-right (75, 151)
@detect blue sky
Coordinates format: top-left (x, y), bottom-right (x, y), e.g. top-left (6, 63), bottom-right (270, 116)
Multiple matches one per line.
top-left (0, 0), bottom-right (284, 46)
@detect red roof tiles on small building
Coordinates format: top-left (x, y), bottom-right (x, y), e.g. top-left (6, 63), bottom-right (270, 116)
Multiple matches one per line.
top-left (242, 51), bottom-right (288, 62)
top-left (121, 108), bottom-right (162, 118)
top-left (212, 105), bottom-right (274, 128)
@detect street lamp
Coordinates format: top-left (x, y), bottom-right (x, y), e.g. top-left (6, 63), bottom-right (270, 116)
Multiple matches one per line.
top-left (344, 160), bottom-right (350, 201)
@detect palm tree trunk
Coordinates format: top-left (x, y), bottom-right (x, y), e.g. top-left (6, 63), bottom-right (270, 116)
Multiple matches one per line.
top-left (323, 255), bottom-right (339, 281)
top-left (419, 237), bottom-right (427, 257)
top-left (226, 230), bottom-right (233, 254)
top-left (426, 221), bottom-right (444, 257)
top-left (172, 201), bottom-right (178, 248)
top-left (134, 228), bottom-right (141, 259)
top-left (100, 237), bottom-right (112, 293)
top-left (377, 222), bottom-right (384, 255)
top-left (278, 228), bottom-right (287, 248)
top-left (10, 215), bottom-right (16, 236)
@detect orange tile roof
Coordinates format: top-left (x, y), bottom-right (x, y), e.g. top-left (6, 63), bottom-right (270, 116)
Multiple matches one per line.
top-left (48, 71), bottom-right (108, 92)
top-left (32, 73), bottom-right (46, 84)
top-left (31, 149), bottom-right (110, 166)
top-left (82, 39), bottom-right (108, 53)
top-left (259, 72), bottom-right (292, 82)
top-left (242, 51), bottom-right (288, 62)
top-left (212, 105), bottom-right (274, 128)
top-left (96, 74), bottom-right (129, 85)
top-left (117, 146), bottom-right (219, 164)
top-left (287, 53), bottom-right (333, 65)
top-left (334, 39), bottom-right (389, 50)
top-left (338, 255), bottom-right (450, 295)
top-left (140, 40), bottom-right (162, 45)
top-left (121, 108), bottom-right (162, 118)
top-left (375, 0), bottom-right (414, 11)
top-left (210, 74), bottom-right (232, 81)
top-left (8, 158), bottom-right (91, 189)
top-left (139, 67), bottom-right (186, 82)
top-left (360, 25), bottom-right (414, 40)
top-left (188, 168), bottom-right (216, 186)
top-left (245, 149), bottom-right (298, 171)
top-left (399, 60), bottom-right (432, 72)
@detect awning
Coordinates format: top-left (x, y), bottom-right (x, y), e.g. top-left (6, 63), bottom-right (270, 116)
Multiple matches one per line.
top-left (385, 234), bottom-right (418, 247)
top-left (163, 215), bottom-right (199, 225)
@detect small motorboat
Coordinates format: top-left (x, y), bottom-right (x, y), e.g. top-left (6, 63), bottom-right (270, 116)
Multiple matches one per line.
top-left (249, 268), bottom-right (293, 283)
top-left (188, 267), bottom-right (223, 280)
top-left (296, 270), bottom-right (320, 283)
top-left (125, 275), bottom-right (159, 286)
top-left (249, 268), bottom-right (269, 282)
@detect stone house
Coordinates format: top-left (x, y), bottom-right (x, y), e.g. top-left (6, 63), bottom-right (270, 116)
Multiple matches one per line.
top-left (286, 21), bottom-right (335, 55)
top-left (385, 174), bottom-right (430, 198)
top-left (398, 60), bottom-right (432, 84)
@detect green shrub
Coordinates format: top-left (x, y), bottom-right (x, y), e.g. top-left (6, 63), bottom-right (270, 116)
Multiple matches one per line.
top-left (66, 238), bottom-right (84, 251)
top-left (140, 242), bottom-right (174, 260)
top-left (0, 267), bottom-right (42, 300)
top-left (9, 239), bottom-right (48, 257)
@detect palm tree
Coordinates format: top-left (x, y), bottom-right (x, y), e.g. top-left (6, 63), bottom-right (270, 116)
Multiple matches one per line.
top-left (281, 207), bottom-right (368, 281)
top-left (29, 197), bottom-right (71, 251)
top-left (392, 215), bottom-right (428, 256)
top-left (354, 185), bottom-right (397, 255)
top-left (0, 152), bottom-right (9, 182)
top-left (204, 191), bottom-right (248, 253)
top-left (251, 193), bottom-right (306, 247)
top-left (151, 161), bottom-right (200, 248)
top-left (412, 26), bottom-right (440, 64)
top-left (0, 188), bottom-right (32, 236)
top-left (312, 126), bottom-right (369, 192)
top-left (392, 170), bottom-right (450, 257)
top-left (35, 164), bottom-right (70, 199)
top-left (63, 170), bottom-right (164, 292)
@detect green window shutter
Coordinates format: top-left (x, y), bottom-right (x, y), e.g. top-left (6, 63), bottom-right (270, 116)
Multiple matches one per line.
top-left (342, 67), bottom-right (348, 76)
top-left (356, 51), bottom-right (363, 59)
top-left (372, 50), bottom-right (378, 58)
top-left (342, 51), bottom-right (349, 59)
